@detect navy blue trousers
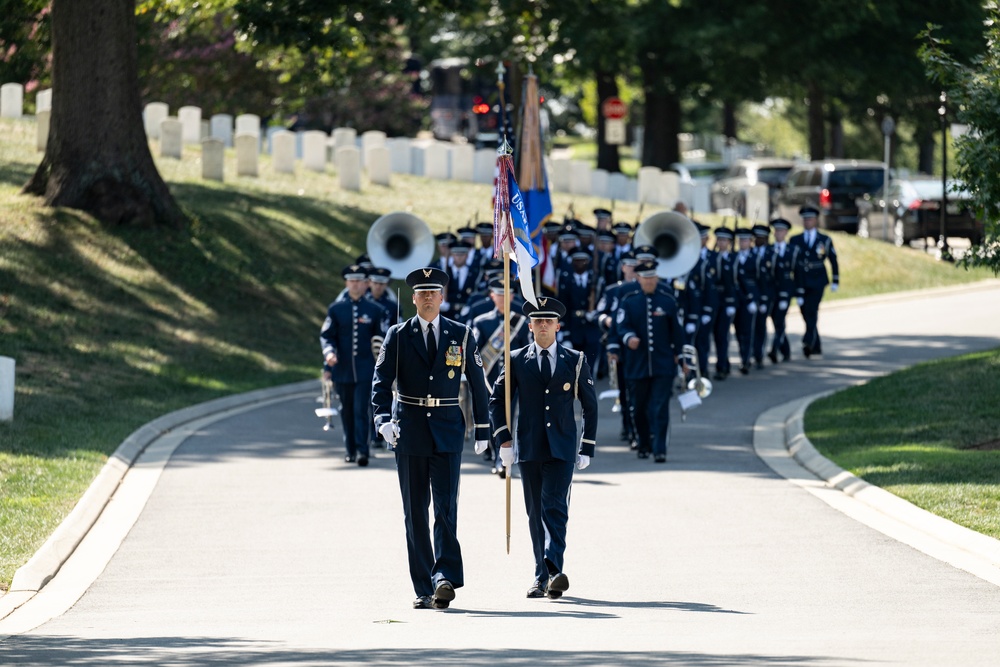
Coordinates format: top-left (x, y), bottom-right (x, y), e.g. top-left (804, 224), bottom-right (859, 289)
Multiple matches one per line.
top-left (800, 287), bottom-right (825, 353)
top-left (628, 375), bottom-right (674, 456)
top-left (770, 302), bottom-right (791, 359)
top-left (395, 452), bottom-right (464, 598)
top-left (520, 458), bottom-right (575, 583)
top-left (713, 309), bottom-right (734, 374)
top-left (335, 381), bottom-right (371, 458)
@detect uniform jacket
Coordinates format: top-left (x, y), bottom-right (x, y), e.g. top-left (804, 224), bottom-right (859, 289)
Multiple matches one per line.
top-left (615, 286), bottom-right (685, 380)
top-left (734, 250), bottom-right (761, 306)
top-left (372, 315), bottom-right (490, 456)
top-left (444, 263), bottom-right (481, 314)
top-left (789, 231), bottom-right (839, 292)
top-left (769, 242), bottom-right (800, 301)
top-left (471, 309), bottom-right (532, 385)
top-left (712, 251), bottom-right (738, 309)
top-left (489, 343), bottom-right (598, 462)
top-left (598, 279), bottom-right (639, 354)
top-left (320, 297), bottom-right (389, 384)
top-left (557, 268), bottom-right (601, 349)
top-left (753, 246), bottom-right (776, 305)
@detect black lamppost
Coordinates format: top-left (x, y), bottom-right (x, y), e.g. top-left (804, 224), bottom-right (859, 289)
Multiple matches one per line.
top-left (938, 92), bottom-right (952, 260)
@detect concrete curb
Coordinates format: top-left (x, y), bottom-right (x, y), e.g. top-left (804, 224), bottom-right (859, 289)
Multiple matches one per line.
top-left (822, 277), bottom-right (1000, 312)
top-left (1, 379), bottom-right (319, 612)
top-left (757, 391), bottom-right (1000, 587)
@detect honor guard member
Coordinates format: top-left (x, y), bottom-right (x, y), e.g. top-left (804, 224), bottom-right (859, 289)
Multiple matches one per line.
top-left (688, 223), bottom-right (717, 379)
top-left (472, 278), bottom-right (532, 471)
top-left (615, 260), bottom-right (687, 461)
top-left (751, 224), bottom-right (775, 369)
top-left (455, 226), bottom-right (479, 271)
top-left (434, 231), bottom-right (457, 272)
top-left (613, 221), bottom-right (634, 260)
top-left (593, 207), bottom-right (613, 231)
top-left (596, 229), bottom-right (620, 293)
top-left (371, 267), bottom-right (490, 610)
top-left (557, 247), bottom-right (602, 371)
top-left (474, 221), bottom-right (495, 273)
top-left (368, 267), bottom-right (399, 326)
top-left (490, 297), bottom-right (598, 600)
top-left (442, 241), bottom-right (479, 322)
top-left (320, 264), bottom-right (389, 466)
top-left (711, 227), bottom-right (738, 380)
top-left (768, 219), bottom-right (798, 362)
top-left (599, 251), bottom-right (640, 446)
top-left (790, 206), bottom-right (839, 357)
top-left (732, 228), bottom-right (761, 375)
top-left (554, 224), bottom-right (580, 273)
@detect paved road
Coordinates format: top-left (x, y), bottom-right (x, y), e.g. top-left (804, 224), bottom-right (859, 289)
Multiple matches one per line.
top-left (2, 283), bottom-right (1000, 666)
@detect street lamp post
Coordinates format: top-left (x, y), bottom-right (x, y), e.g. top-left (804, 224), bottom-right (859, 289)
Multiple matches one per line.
top-left (881, 116), bottom-right (894, 242)
top-left (938, 92), bottom-right (951, 260)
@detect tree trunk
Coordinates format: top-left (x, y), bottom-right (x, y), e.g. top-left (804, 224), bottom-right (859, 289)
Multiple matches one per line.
top-left (916, 125), bottom-right (936, 174)
top-left (722, 101), bottom-right (737, 140)
top-left (595, 70), bottom-right (621, 173)
top-left (806, 80), bottom-right (825, 160)
top-left (828, 109), bottom-right (844, 158)
top-left (640, 63), bottom-right (680, 169)
top-left (23, 0), bottom-right (184, 228)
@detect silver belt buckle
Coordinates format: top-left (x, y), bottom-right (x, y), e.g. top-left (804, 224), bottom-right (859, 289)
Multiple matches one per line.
top-left (426, 397), bottom-right (440, 407)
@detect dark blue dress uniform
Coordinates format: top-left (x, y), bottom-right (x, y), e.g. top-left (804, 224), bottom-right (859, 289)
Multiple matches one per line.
top-left (751, 239), bottom-right (775, 367)
top-left (598, 276), bottom-right (640, 443)
top-left (710, 230), bottom-right (738, 378)
top-left (320, 266), bottom-right (389, 463)
top-left (789, 208), bottom-right (839, 357)
top-left (489, 299), bottom-right (598, 589)
top-left (371, 268), bottom-right (490, 604)
top-left (767, 220), bottom-right (799, 362)
top-left (687, 246), bottom-right (717, 375)
top-left (615, 268), bottom-right (685, 461)
top-left (732, 235), bottom-right (761, 373)
top-left (557, 250), bottom-right (602, 371)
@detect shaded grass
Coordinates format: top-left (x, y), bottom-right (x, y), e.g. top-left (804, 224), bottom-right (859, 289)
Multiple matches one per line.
top-left (805, 348), bottom-right (1000, 538)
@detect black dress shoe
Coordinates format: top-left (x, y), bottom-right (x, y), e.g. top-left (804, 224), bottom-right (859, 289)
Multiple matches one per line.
top-left (637, 450), bottom-right (650, 459)
top-left (344, 455), bottom-right (356, 463)
top-left (357, 455), bottom-right (369, 467)
top-left (713, 372), bottom-right (725, 381)
top-left (755, 360), bottom-right (764, 370)
top-left (547, 572), bottom-right (569, 599)
top-left (526, 581), bottom-right (547, 598)
top-left (654, 454), bottom-right (666, 463)
top-left (768, 350), bottom-right (778, 364)
top-left (629, 439), bottom-right (638, 451)
top-left (803, 347), bottom-right (811, 359)
top-left (482, 449), bottom-right (493, 462)
top-left (739, 365), bottom-right (750, 375)
top-left (413, 595), bottom-right (433, 609)
top-left (782, 353), bottom-right (791, 362)
top-left (432, 580), bottom-right (455, 609)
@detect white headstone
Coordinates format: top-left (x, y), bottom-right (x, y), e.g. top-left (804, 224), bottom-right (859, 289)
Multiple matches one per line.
top-left (410, 144), bottom-right (427, 177)
top-left (272, 130), bottom-right (296, 173)
top-left (235, 133), bottom-right (259, 177)
top-left (361, 130), bottom-right (387, 167)
top-left (746, 182), bottom-right (770, 221)
top-left (690, 183), bottom-right (712, 216)
top-left (36, 109), bottom-right (49, 151)
top-left (550, 158), bottom-right (571, 193)
top-left (337, 146), bottom-right (361, 191)
top-left (388, 138), bottom-right (413, 174)
top-left (608, 173), bottom-right (629, 201)
top-left (235, 114), bottom-right (260, 137)
top-left (159, 118), bottom-right (183, 158)
top-left (638, 166), bottom-right (662, 204)
top-left (265, 126), bottom-right (283, 154)
top-left (201, 138), bottom-right (225, 181)
top-left (210, 114), bottom-right (234, 147)
top-left (143, 102), bottom-right (168, 139)
top-left (451, 144), bottom-right (475, 182)
top-left (178, 106), bottom-right (202, 144)
top-left (332, 127), bottom-right (357, 153)
top-left (570, 160), bottom-right (592, 196)
top-left (0, 83), bottom-right (23, 119)
top-left (425, 142), bottom-right (451, 180)
top-left (625, 177), bottom-right (639, 203)
top-left (36, 88), bottom-right (52, 113)
top-left (660, 170), bottom-right (680, 207)
top-left (0, 356), bottom-right (13, 421)
top-left (591, 169), bottom-right (609, 200)
top-left (302, 130), bottom-right (328, 171)
top-left (367, 145), bottom-right (391, 186)
top-left (200, 119), bottom-right (210, 141)
top-left (474, 148), bottom-right (496, 184)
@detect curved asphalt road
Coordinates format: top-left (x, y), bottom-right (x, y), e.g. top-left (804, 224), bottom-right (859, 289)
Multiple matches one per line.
top-left (2, 281), bottom-right (1000, 666)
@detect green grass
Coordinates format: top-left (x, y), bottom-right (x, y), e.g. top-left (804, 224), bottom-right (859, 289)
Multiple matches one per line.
top-left (805, 348), bottom-right (1000, 539)
top-left (0, 114), bottom-right (997, 590)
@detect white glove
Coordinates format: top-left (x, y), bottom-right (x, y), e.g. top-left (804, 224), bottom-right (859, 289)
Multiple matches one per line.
top-left (725, 306), bottom-right (736, 318)
top-left (474, 440), bottom-right (489, 455)
top-left (747, 302), bottom-right (758, 314)
top-left (685, 322), bottom-right (696, 334)
top-left (830, 283), bottom-right (839, 293)
top-left (701, 314), bottom-right (711, 325)
top-left (576, 454), bottom-right (591, 470)
top-left (499, 446), bottom-right (514, 468)
top-left (378, 422), bottom-right (400, 447)
top-left (796, 297), bottom-right (805, 307)
top-left (759, 304), bottom-right (768, 315)
top-left (778, 300), bottom-right (788, 311)
top-left (584, 311), bottom-right (597, 323)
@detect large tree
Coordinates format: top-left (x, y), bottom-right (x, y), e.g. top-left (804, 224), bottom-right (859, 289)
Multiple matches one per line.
top-left (23, 0), bottom-right (184, 228)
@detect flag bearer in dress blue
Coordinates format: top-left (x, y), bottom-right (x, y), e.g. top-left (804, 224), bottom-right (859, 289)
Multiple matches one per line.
top-left (371, 267), bottom-right (490, 611)
top-left (320, 264), bottom-right (389, 466)
top-left (489, 297), bottom-right (598, 600)
top-left (614, 260), bottom-right (687, 462)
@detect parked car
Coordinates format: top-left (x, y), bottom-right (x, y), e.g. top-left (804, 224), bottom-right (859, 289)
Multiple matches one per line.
top-left (856, 178), bottom-right (985, 247)
top-left (710, 158), bottom-right (797, 215)
top-left (776, 159), bottom-right (886, 233)
top-left (668, 161), bottom-right (729, 186)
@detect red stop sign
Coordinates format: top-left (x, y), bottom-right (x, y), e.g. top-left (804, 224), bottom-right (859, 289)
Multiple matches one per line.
top-left (602, 97), bottom-right (628, 120)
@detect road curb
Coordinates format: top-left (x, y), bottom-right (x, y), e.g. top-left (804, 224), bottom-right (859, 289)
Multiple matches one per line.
top-left (756, 392), bottom-right (1000, 587)
top-left (0, 379), bottom-right (319, 619)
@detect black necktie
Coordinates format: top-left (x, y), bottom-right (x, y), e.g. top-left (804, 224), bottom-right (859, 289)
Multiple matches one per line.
top-left (540, 349), bottom-right (551, 384)
top-left (426, 323), bottom-right (436, 362)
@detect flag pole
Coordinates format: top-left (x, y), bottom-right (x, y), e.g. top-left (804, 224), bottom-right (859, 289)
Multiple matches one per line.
top-left (496, 60), bottom-right (513, 555)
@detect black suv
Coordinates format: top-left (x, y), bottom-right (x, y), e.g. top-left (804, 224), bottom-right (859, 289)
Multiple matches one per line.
top-left (776, 159), bottom-right (885, 233)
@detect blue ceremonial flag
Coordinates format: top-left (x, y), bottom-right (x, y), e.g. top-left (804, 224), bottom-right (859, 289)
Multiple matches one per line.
top-left (494, 153), bottom-right (538, 307)
top-left (516, 73), bottom-right (554, 292)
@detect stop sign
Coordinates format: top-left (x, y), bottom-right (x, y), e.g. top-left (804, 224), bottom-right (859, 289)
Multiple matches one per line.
top-left (602, 97), bottom-right (628, 120)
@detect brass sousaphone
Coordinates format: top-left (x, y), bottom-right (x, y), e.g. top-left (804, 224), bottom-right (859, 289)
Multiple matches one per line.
top-left (632, 210), bottom-right (702, 279)
top-left (367, 211), bottom-right (436, 279)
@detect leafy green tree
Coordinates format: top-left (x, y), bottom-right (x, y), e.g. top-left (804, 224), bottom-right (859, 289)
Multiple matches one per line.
top-left (920, 9), bottom-right (1000, 274)
top-left (0, 0), bottom-right (50, 101)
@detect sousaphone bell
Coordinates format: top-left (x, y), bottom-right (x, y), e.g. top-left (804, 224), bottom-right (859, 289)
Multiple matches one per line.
top-left (367, 211), bottom-right (435, 279)
top-left (633, 211), bottom-right (701, 279)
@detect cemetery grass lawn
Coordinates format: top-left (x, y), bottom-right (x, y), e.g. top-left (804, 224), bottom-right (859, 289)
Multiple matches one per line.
top-left (805, 347), bottom-right (1000, 539)
top-left (0, 115), bottom-right (996, 590)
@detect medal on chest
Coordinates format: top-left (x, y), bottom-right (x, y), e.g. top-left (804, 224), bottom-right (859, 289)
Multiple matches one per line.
top-left (445, 345), bottom-right (463, 366)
